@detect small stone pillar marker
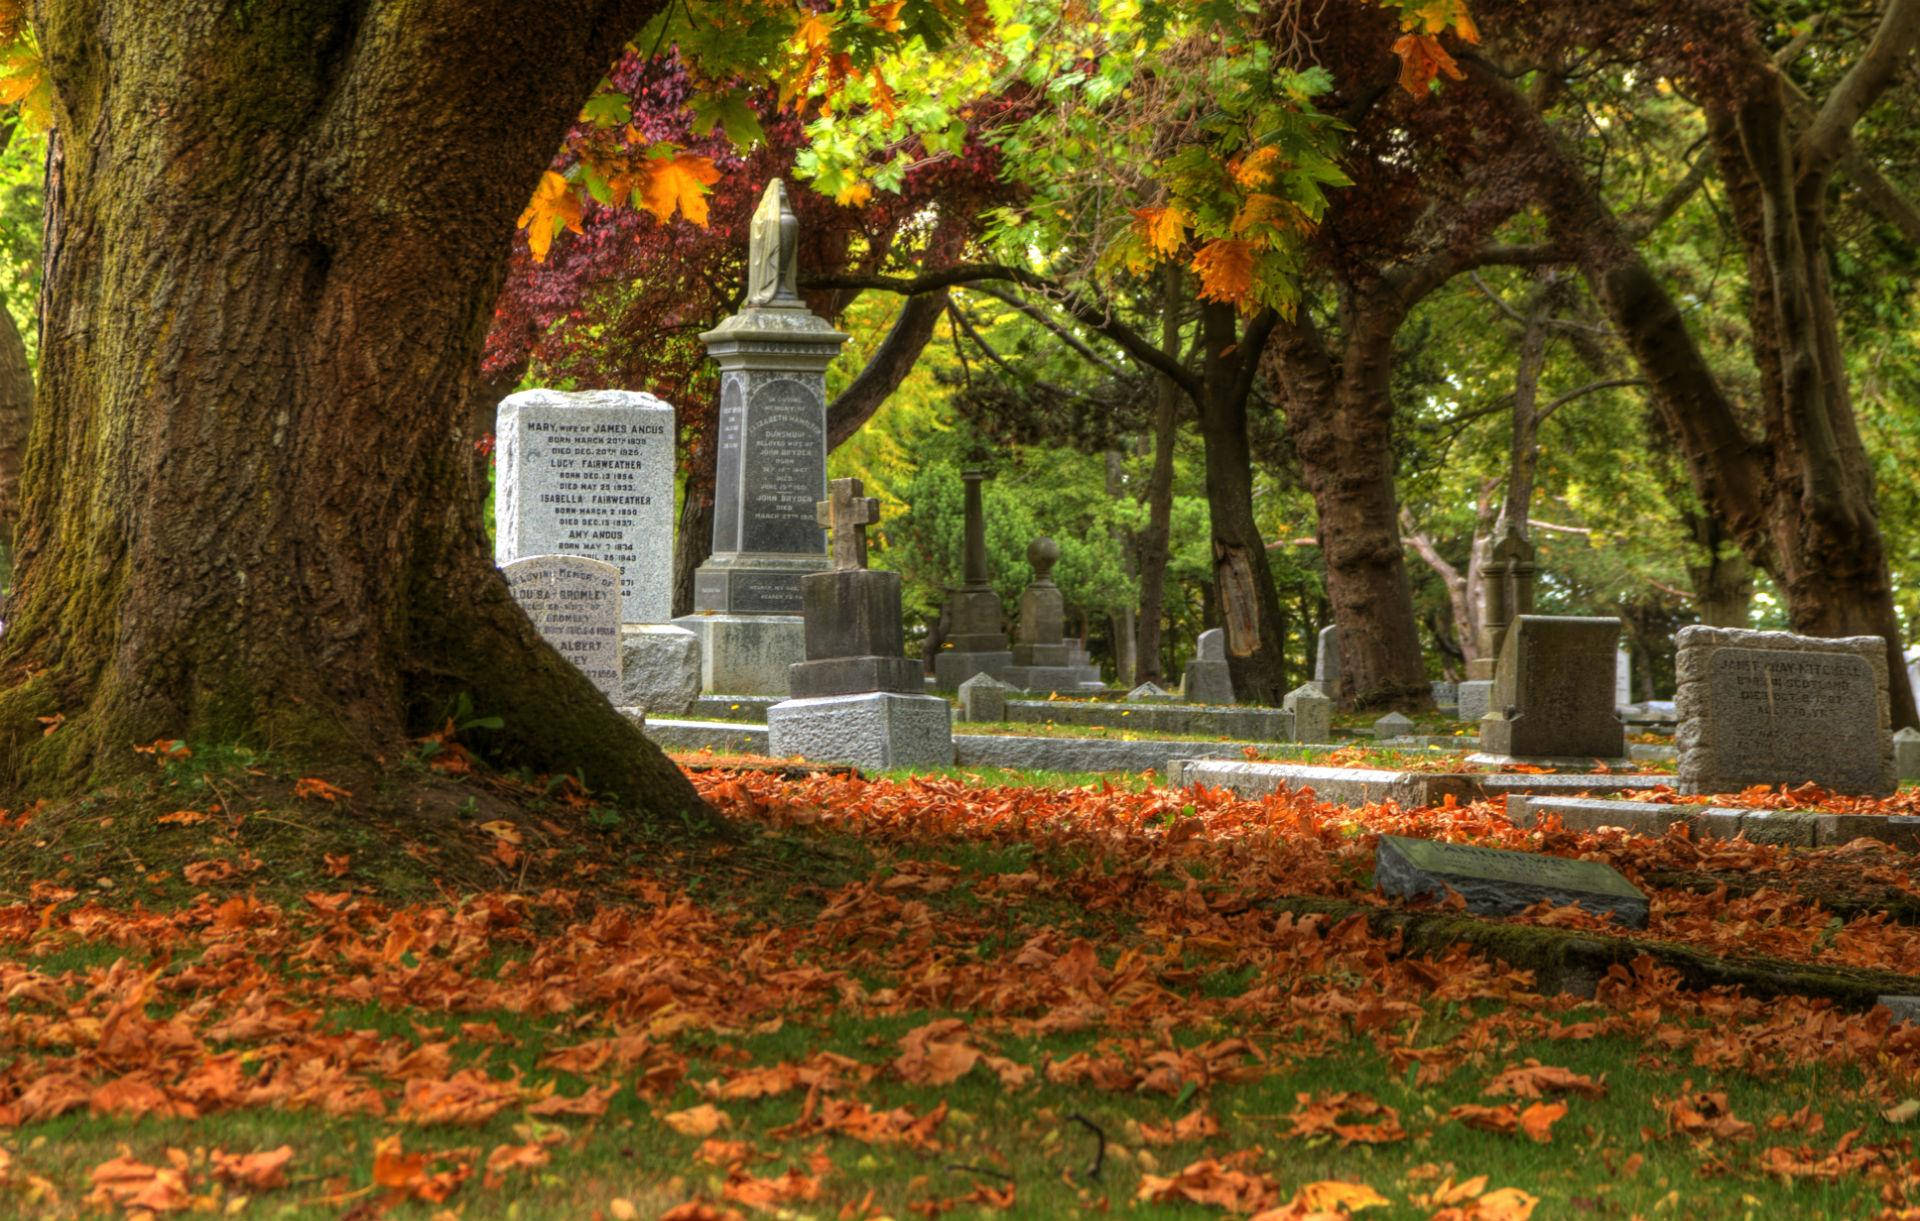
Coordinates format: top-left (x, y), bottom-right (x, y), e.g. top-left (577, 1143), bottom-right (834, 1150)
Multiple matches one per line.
top-left (673, 179), bottom-right (847, 695)
top-left (767, 477), bottom-right (953, 769)
top-left (1002, 536), bottom-right (1104, 693)
top-left (933, 468), bottom-right (1014, 689)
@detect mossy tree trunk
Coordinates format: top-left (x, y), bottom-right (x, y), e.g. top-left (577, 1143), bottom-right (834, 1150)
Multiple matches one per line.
top-left (0, 0), bottom-right (703, 816)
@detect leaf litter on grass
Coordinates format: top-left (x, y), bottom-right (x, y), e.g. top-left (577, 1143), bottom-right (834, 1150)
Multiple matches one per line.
top-left (4, 767), bottom-right (1920, 1215)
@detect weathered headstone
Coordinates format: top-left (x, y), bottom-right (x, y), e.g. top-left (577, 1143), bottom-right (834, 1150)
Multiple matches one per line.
top-left (495, 389), bottom-right (675, 624)
top-left (1430, 680), bottom-right (1459, 709)
top-left (1126, 682), bottom-right (1179, 703)
top-left (958, 672), bottom-right (1012, 723)
top-left (1457, 679), bottom-right (1493, 724)
top-left (1181, 627), bottom-right (1235, 705)
top-left (674, 180), bottom-right (847, 695)
top-left (1004, 537), bottom-right (1102, 693)
top-left (1479, 615), bottom-right (1626, 761)
top-left (1616, 648), bottom-right (1633, 709)
top-left (934, 468), bottom-right (1014, 689)
top-left (1897, 727), bottom-right (1920, 783)
top-left (1314, 625), bottom-right (1341, 694)
top-left (1284, 683), bottom-right (1333, 744)
top-left (767, 477), bottom-right (952, 769)
top-left (504, 555), bottom-right (622, 700)
top-left (1374, 834), bottom-right (1648, 927)
top-left (1675, 626), bottom-right (1893, 796)
top-left (1373, 712), bottom-right (1415, 740)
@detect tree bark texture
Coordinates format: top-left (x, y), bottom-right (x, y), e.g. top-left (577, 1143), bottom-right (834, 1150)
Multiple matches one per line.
top-left (0, 300), bottom-right (30, 600)
top-left (1269, 296), bottom-right (1430, 710)
top-left (1, 0), bottom-right (704, 813)
top-left (1469, 46), bottom-right (1920, 727)
top-left (1196, 303), bottom-right (1289, 704)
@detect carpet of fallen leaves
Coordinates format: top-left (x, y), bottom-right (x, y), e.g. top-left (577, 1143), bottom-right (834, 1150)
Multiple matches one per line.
top-left (6, 767), bottom-right (1920, 1218)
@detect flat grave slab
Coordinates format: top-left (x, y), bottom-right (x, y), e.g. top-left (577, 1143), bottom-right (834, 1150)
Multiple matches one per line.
top-left (1169, 759), bottom-right (1670, 808)
top-left (1374, 834), bottom-right (1649, 927)
top-left (1506, 793), bottom-right (1920, 851)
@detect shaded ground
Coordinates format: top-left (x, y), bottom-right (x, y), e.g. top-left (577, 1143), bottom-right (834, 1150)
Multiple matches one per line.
top-left (4, 753), bottom-right (1920, 1218)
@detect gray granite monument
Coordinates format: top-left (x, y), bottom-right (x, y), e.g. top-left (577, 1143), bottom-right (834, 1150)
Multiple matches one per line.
top-left (1374, 834), bottom-right (1648, 927)
top-left (1478, 615), bottom-right (1626, 761)
top-left (933, 468), bottom-right (1015, 689)
top-left (1674, 626), bottom-right (1893, 796)
top-left (504, 555), bottom-right (622, 701)
top-left (673, 180), bottom-right (847, 695)
top-left (1181, 627), bottom-right (1235, 705)
top-left (957, 672), bottom-right (1012, 723)
top-left (767, 477), bottom-right (953, 769)
top-left (1373, 712), bottom-right (1415, 740)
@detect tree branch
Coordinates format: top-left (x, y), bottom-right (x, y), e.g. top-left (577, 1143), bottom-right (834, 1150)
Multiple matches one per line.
top-left (825, 290), bottom-right (947, 449)
top-left (961, 283), bottom-right (1127, 379)
top-left (1796, 0), bottom-right (1920, 179)
top-left (1537, 376), bottom-right (1647, 423)
top-left (806, 266), bottom-right (1203, 401)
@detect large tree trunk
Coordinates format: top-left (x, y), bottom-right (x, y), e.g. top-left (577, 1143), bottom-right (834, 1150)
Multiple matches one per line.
top-left (0, 1), bottom-right (703, 814)
top-left (1270, 298), bottom-right (1429, 710)
top-left (0, 300), bottom-right (30, 604)
top-left (1197, 303), bottom-right (1289, 704)
top-left (1468, 54), bottom-right (1919, 727)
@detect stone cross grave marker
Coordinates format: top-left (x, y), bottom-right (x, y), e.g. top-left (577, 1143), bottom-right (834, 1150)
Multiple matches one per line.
top-left (1675, 626), bottom-right (1892, 796)
top-left (504, 555), bottom-right (622, 700)
top-left (1374, 834), bottom-right (1648, 927)
top-left (817, 480), bottom-right (881, 571)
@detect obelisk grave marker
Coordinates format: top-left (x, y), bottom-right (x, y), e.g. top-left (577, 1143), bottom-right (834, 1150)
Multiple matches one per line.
top-left (494, 389), bottom-right (675, 624)
top-left (673, 179), bottom-right (848, 695)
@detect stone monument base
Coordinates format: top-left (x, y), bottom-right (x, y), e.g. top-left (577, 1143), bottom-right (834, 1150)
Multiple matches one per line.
top-left (1457, 679), bottom-right (1493, 723)
top-left (934, 649), bottom-right (1014, 691)
top-left (1180, 659), bottom-right (1234, 705)
top-left (766, 692), bottom-right (955, 771)
top-left (619, 624), bottom-right (701, 715)
top-left (789, 654), bottom-right (922, 698)
top-left (692, 551), bottom-right (831, 616)
top-left (1003, 663), bottom-right (1103, 694)
top-left (1465, 751), bottom-right (1631, 771)
top-left (672, 613), bottom-right (805, 696)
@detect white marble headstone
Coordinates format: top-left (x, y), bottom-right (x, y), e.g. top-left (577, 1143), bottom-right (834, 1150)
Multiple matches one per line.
top-left (495, 389), bottom-right (676, 624)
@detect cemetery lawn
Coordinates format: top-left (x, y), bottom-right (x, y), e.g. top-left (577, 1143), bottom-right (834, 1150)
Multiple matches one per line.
top-left (8, 759), bottom-right (1920, 1217)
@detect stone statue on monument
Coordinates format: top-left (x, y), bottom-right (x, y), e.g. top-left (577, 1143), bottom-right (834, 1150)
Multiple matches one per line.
top-left (745, 179), bottom-right (801, 308)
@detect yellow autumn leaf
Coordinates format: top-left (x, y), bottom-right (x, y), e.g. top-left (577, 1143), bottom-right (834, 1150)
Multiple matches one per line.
top-left (1132, 205), bottom-right (1188, 256)
top-left (1191, 238), bottom-right (1255, 304)
top-left (836, 181), bottom-right (874, 207)
top-left (1231, 146), bottom-right (1282, 189)
top-left (1231, 193), bottom-right (1292, 236)
top-left (1293, 1179), bottom-right (1392, 1211)
top-left (637, 154), bottom-right (721, 226)
top-left (516, 170), bottom-right (582, 262)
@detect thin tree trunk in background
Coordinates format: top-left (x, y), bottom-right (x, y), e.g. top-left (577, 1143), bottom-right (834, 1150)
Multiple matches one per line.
top-left (1133, 265), bottom-right (1182, 688)
top-left (1197, 302), bottom-right (1289, 704)
top-left (1105, 449), bottom-right (1139, 685)
top-left (1498, 282), bottom-right (1553, 532)
top-left (672, 435), bottom-right (716, 620)
top-left (0, 0), bottom-right (704, 813)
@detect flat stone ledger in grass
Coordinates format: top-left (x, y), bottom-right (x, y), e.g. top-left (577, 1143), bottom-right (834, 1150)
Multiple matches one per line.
top-left (494, 388), bottom-right (676, 624)
top-left (1478, 615), bottom-right (1625, 761)
top-left (1675, 626), bottom-right (1892, 796)
top-left (1374, 834), bottom-right (1648, 927)
top-left (503, 555), bottom-right (622, 700)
